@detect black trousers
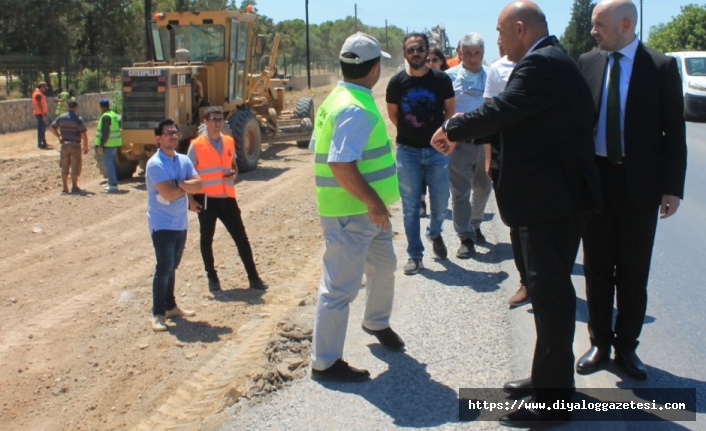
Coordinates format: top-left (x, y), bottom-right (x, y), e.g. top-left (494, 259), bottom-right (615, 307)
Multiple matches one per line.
top-left (519, 211), bottom-right (589, 403)
top-left (491, 167), bottom-right (527, 286)
top-left (197, 196), bottom-right (259, 281)
top-left (582, 158), bottom-right (659, 353)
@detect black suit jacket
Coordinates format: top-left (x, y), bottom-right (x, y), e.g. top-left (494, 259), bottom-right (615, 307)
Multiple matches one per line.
top-left (445, 36), bottom-right (601, 227)
top-left (578, 43), bottom-right (687, 207)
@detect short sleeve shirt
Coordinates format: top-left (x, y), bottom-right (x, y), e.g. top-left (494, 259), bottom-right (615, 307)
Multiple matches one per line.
top-left (483, 56), bottom-right (516, 99)
top-left (309, 82), bottom-right (377, 163)
top-left (186, 134), bottom-right (237, 166)
top-left (146, 149), bottom-right (198, 232)
top-left (386, 68), bottom-right (454, 148)
top-left (51, 112), bottom-right (87, 143)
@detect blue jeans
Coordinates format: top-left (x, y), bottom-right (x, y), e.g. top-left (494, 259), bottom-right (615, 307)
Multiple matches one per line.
top-left (102, 147), bottom-right (119, 187)
top-left (151, 229), bottom-right (187, 316)
top-left (35, 115), bottom-right (47, 147)
top-left (396, 144), bottom-right (450, 259)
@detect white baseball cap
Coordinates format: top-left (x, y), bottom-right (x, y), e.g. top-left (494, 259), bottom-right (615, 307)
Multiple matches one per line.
top-left (340, 32), bottom-right (391, 64)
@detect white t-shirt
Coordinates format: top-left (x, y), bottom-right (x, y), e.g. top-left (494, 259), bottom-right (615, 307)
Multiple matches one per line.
top-left (483, 56), bottom-right (516, 98)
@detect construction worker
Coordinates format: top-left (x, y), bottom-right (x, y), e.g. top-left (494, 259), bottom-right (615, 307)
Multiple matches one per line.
top-left (95, 98), bottom-right (122, 193)
top-left (55, 88), bottom-right (76, 117)
top-left (49, 100), bottom-right (89, 194)
top-left (187, 106), bottom-right (268, 292)
top-left (32, 82), bottom-right (49, 149)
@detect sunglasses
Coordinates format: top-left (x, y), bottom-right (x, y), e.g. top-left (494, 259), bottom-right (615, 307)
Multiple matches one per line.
top-left (426, 57), bottom-right (440, 63)
top-left (161, 130), bottom-right (180, 136)
top-left (405, 46), bottom-right (427, 54)
top-left (208, 118), bottom-right (224, 123)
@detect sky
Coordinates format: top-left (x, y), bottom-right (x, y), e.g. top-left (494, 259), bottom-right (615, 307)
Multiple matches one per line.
top-left (254, 0), bottom-right (691, 60)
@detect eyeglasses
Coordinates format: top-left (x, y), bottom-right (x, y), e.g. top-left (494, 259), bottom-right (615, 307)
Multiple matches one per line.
top-left (426, 57), bottom-right (440, 64)
top-left (208, 118), bottom-right (224, 123)
top-left (405, 46), bottom-right (427, 54)
top-left (161, 130), bottom-right (180, 136)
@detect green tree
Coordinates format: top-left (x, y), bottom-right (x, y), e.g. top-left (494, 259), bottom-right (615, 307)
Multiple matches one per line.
top-left (560, 0), bottom-right (596, 60)
top-left (0, 0), bottom-right (88, 95)
top-left (647, 4), bottom-right (706, 52)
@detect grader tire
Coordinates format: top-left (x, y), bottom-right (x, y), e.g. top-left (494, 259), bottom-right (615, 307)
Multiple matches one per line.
top-left (228, 110), bottom-right (261, 173)
top-left (294, 97), bottom-right (314, 148)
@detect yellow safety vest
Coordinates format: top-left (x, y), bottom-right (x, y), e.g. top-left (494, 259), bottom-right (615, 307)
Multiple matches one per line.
top-left (96, 110), bottom-right (122, 147)
top-left (314, 84), bottom-right (399, 217)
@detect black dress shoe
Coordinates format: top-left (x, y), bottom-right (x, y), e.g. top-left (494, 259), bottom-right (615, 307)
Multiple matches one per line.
top-left (615, 350), bottom-right (647, 380)
top-left (503, 377), bottom-right (533, 398)
top-left (311, 359), bottom-right (370, 382)
top-left (576, 346), bottom-right (610, 375)
top-left (361, 325), bottom-right (405, 351)
top-left (500, 407), bottom-right (571, 428)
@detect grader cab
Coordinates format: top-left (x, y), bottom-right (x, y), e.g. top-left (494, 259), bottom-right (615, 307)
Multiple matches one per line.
top-left (112, 10), bottom-right (314, 178)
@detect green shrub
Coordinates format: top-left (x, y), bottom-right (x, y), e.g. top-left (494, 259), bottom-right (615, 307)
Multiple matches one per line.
top-left (107, 82), bottom-right (123, 114)
top-left (77, 70), bottom-right (110, 93)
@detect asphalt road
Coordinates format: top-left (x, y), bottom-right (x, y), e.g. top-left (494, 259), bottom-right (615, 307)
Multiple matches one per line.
top-left (507, 121), bottom-right (706, 431)
top-left (221, 121), bottom-right (706, 431)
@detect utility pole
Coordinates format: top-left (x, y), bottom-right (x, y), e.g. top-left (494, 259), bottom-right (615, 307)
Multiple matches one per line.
top-left (144, 0), bottom-right (152, 60)
top-left (354, 4), bottom-right (358, 33)
top-left (385, 19), bottom-right (389, 52)
top-left (306, 0), bottom-right (311, 89)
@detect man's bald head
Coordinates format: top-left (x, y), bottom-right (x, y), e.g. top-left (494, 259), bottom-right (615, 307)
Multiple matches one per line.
top-left (591, 0), bottom-right (637, 51)
top-left (502, 1), bottom-right (549, 35)
top-left (497, 1), bottom-right (549, 62)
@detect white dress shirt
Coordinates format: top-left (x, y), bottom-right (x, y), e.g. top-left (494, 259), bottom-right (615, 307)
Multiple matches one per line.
top-left (595, 35), bottom-right (639, 157)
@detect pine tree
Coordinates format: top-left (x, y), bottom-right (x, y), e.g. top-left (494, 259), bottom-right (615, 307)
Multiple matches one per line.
top-left (560, 0), bottom-right (596, 60)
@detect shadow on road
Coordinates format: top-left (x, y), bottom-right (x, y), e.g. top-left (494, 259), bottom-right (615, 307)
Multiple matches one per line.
top-left (316, 344), bottom-right (459, 427)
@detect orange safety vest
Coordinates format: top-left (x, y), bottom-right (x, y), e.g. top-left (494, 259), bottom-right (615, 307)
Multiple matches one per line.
top-left (32, 88), bottom-right (48, 115)
top-left (191, 134), bottom-right (236, 198)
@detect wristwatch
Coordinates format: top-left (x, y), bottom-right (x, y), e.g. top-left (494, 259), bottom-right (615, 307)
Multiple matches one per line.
top-left (441, 119), bottom-right (450, 135)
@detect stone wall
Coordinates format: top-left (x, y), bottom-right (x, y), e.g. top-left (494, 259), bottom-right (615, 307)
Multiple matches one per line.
top-left (0, 92), bottom-right (113, 134)
top-left (0, 74), bottom-right (336, 134)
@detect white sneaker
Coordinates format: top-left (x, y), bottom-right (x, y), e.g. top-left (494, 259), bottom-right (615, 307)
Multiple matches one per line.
top-left (106, 185), bottom-right (119, 193)
top-left (152, 315), bottom-right (168, 332)
top-left (165, 306), bottom-right (195, 319)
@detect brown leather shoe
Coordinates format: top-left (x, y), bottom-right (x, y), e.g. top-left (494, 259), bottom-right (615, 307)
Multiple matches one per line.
top-left (508, 285), bottom-right (530, 308)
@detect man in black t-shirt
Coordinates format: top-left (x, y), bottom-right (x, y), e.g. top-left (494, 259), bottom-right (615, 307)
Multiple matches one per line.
top-left (386, 33), bottom-right (455, 275)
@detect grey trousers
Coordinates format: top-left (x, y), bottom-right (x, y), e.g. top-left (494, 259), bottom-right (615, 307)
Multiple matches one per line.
top-left (449, 142), bottom-right (492, 240)
top-left (311, 214), bottom-right (397, 370)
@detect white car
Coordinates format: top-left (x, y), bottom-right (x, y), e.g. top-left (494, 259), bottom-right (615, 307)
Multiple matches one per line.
top-left (666, 51), bottom-right (706, 121)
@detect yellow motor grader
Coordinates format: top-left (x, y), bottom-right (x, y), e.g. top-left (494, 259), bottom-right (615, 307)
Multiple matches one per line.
top-left (111, 9), bottom-right (313, 178)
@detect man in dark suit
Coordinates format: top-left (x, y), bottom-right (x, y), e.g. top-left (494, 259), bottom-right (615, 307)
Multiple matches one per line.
top-left (431, 1), bottom-right (600, 427)
top-left (575, 0), bottom-right (687, 381)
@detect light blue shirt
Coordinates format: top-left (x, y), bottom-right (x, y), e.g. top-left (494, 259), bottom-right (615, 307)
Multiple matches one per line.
top-left (595, 36), bottom-right (639, 157)
top-left (447, 65), bottom-right (488, 114)
top-left (309, 81), bottom-right (376, 163)
top-left (146, 149), bottom-right (198, 232)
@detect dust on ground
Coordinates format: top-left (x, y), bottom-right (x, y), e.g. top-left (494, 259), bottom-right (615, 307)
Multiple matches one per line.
top-left (0, 82), bottom-right (357, 431)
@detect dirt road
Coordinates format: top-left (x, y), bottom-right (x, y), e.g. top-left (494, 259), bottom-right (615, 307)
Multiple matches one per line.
top-left (0, 82), bottom-right (359, 431)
